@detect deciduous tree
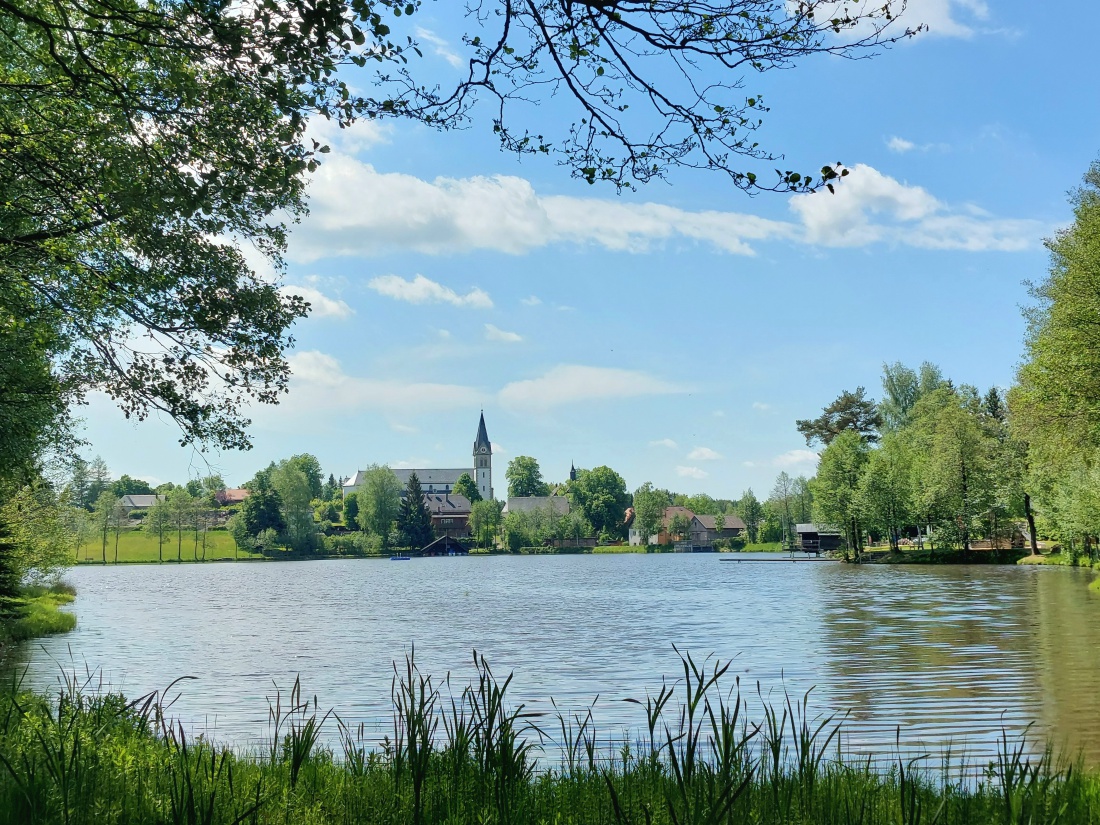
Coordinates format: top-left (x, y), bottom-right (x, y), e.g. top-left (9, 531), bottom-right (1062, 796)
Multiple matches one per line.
top-left (506, 457), bottom-right (550, 498)
top-left (356, 465), bottom-right (402, 548)
top-left (452, 472), bottom-right (483, 503)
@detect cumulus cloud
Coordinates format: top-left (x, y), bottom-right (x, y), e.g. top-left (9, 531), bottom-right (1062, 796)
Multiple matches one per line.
top-left (789, 164), bottom-right (1039, 251)
top-left (773, 449), bottom-right (820, 469)
top-left (280, 284), bottom-right (353, 319)
top-left (499, 365), bottom-right (685, 409)
top-left (485, 324), bottom-right (523, 343)
top-left (687, 446), bottom-right (722, 461)
top-left (676, 466), bottom-right (708, 479)
top-left (752, 402), bottom-right (771, 411)
top-left (285, 350), bottom-right (481, 413)
top-left (291, 157), bottom-right (1042, 260)
top-left (521, 295), bottom-right (542, 306)
top-left (650, 438), bottom-right (678, 449)
top-left (368, 274), bottom-right (493, 308)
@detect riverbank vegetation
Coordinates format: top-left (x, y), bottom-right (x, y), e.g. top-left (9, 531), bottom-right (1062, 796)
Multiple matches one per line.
top-left (1, 650), bottom-right (1098, 825)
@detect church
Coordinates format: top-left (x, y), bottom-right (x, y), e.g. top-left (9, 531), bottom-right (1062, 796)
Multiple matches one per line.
top-left (341, 413), bottom-right (494, 501)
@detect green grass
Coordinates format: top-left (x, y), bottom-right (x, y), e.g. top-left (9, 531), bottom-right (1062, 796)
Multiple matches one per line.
top-left (2, 649), bottom-right (1099, 825)
top-left (2, 582), bottom-right (76, 644)
top-left (76, 529), bottom-right (262, 563)
top-left (739, 542), bottom-right (783, 552)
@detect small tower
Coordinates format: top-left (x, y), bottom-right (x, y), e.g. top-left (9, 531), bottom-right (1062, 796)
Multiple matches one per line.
top-left (569, 462), bottom-right (577, 482)
top-left (473, 411), bottom-right (493, 500)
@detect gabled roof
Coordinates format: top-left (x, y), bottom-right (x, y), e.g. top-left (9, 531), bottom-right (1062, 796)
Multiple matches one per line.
top-left (344, 468), bottom-right (469, 489)
top-left (423, 494), bottom-right (473, 516)
top-left (694, 513), bottom-right (747, 531)
top-left (795, 523), bottom-right (842, 535)
top-left (120, 494), bottom-right (164, 508)
top-left (473, 411), bottom-right (491, 453)
top-left (661, 506), bottom-right (695, 527)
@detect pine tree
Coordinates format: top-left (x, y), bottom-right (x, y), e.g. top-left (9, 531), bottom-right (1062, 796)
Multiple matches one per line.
top-left (398, 473), bottom-right (434, 550)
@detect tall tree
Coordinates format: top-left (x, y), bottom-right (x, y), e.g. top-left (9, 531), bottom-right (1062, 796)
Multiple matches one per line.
top-left (811, 430), bottom-right (870, 560)
top-left (146, 497), bottom-right (171, 564)
top-left (796, 387), bottom-right (883, 447)
top-left (469, 499), bottom-right (503, 549)
top-left (769, 472), bottom-right (796, 543)
top-left (569, 466), bottom-right (630, 539)
top-left (356, 465), bottom-right (402, 548)
top-left (87, 456), bottom-right (111, 505)
top-left (109, 475), bottom-right (155, 498)
top-left (167, 487), bottom-right (195, 563)
top-left (240, 482), bottom-right (285, 538)
top-left (910, 389), bottom-right (995, 552)
top-left (92, 491), bottom-right (117, 564)
top-left (856, 434), bottom-right (914, 551)
top-left (506, 456), bottom-right (550, 498)
top-left (452, 472), bottom-right (483, 503)
top-left (632, 483), bottom-right (667, 546)
top-left (397, 473), bottom-right (434, 550)
top-left (270, 461), bottom-right (318, 552)
top-left (737, 489), bottom-right (764, 544)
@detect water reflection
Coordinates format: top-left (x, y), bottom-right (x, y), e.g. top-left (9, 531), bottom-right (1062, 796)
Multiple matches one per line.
top-left (8, 556), bottom-right (1099, 765)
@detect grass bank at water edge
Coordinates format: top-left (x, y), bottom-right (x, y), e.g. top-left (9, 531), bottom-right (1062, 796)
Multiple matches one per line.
top-left (1, 582), bottom-right (75, 646)
top-left (1, 649), bottom-right (1098, 824)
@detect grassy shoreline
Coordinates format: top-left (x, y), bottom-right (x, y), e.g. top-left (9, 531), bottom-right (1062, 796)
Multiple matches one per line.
top-left (1, 582), bottom-right (76, 647)
top-left (0, 651), bottom-right (1097, 825)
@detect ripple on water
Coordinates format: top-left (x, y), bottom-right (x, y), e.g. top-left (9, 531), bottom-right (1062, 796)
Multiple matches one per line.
top-left (9, 555), bottom-right (1100, 765)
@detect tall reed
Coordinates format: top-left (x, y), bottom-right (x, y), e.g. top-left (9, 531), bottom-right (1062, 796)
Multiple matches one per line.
top-left (0, 649), bottom-right (1097, 825)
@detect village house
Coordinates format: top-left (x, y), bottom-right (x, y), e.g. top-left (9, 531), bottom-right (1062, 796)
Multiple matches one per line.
top-left (630, 506), bottom-right (746, 547)
top-left (424, 493), bottom-right (473, 538)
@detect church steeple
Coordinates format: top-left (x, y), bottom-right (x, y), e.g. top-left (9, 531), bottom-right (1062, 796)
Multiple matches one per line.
top-left (473, 411), bottom-right (493, 500)
top-left (473, 411), bottom-right (491, 454)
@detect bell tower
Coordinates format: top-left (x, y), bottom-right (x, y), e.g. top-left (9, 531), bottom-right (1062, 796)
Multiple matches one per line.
top-left (473, 411), bottom-right (493, 501)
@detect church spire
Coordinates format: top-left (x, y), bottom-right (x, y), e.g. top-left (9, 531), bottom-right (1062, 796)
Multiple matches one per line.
top-left (473, 410), bottom-right (491, 454)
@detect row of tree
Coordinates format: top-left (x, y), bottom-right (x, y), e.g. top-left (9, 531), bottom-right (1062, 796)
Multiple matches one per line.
top-left (803, 364), bottom-right (1024, 559)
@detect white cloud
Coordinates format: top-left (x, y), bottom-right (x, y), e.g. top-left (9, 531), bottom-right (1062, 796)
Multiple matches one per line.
top-left (284, 350), bottom-right (481, 413)
top-left (887, 136), bottom-right (917, 153)
top-left (390, 422), bottom-right (418, 434)
top-left (368, 274), bottom-right (493, 309)
top-left (290, 157), bottom-right (790, 260)
top-left (392, 459), bottom-right (432, 469)
top-left (499, 365), bottom-right (685, 409)
top-left (789, 164), bottom-right (1040, 251)
top-left (521, 295), bottom-right (542, 306)
top-left (904, 0), bottom-right (989, 38)
top-left (279, 284), bottom-right (353, 319)
top-left (292, 157), bottom-right (1043, 261)
top-left (485, 323), bottom-right (523, 343)
top-left (676, 466), bottom-right (708, 479)
top-left (650, 438), bottom-right (678, 449)
top-left (752, 402), bottom-right (770, 411)
top-left (414, 26), bottom-right (464, 68)
top-left (687, 446), bottom-right (722, 461)
top-left (491, 441), bottom-right (506, 455)
top-left (773, 449), bottom-right (820, 469)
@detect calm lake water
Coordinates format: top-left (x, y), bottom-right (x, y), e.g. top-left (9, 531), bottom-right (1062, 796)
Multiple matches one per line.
top-left (9, 555), bottom-right (1100, 766)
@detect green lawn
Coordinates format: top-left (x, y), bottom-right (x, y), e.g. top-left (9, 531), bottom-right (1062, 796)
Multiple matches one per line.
top-left (76, 529), bottom-right (262, 563)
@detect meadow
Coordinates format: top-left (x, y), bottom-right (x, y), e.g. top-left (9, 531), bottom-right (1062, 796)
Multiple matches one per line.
top-left (75, 529), bottom-right (263, 564)
top-left (1, 650), bottom-right (1096, 825)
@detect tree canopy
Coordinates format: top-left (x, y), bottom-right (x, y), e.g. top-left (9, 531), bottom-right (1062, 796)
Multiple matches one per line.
top-left (796, 387), bottom-right (883, 447)
top-left (506, 456), bottom-right (550, 499)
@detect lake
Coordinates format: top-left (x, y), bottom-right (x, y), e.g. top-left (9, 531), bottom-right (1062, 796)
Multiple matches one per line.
top-left (9, 554), bottom-right (1100, 766)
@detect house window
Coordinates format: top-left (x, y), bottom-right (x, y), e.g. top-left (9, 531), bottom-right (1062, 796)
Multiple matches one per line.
top-left (441, 518), bottom-right (452, 525)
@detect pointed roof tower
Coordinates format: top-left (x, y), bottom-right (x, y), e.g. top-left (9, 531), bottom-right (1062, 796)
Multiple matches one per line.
top-left (473, 411), bottom-right (491, 454)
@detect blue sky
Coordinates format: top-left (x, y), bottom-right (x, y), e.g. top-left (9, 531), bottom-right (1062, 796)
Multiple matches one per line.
top-left (80, 0), bottom-right (1100, 499)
